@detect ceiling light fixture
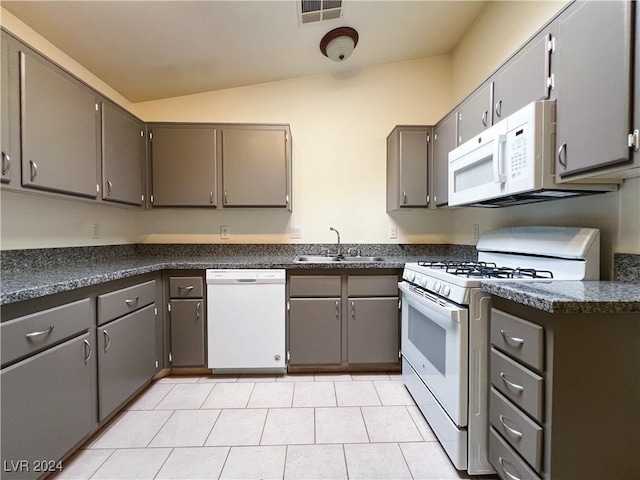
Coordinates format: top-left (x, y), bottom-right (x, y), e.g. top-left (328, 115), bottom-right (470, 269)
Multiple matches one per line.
top-left (320, 26), bottom-right (359, 62)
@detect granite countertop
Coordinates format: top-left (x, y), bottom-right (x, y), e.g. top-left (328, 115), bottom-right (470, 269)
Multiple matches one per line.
top-left (480, 280), bottom-right (640, 314)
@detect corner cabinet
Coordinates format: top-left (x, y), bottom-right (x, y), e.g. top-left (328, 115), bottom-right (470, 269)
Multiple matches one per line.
top-left (387, 126), bottom-right (431, 211)
top-left (20, 49), bottom-right (100, 198)
top-left (220, 126), bottom-right (292, 209)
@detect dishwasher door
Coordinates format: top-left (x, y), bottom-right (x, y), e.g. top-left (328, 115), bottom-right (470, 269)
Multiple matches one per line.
top-left (206, 269), bottom-right (286, 373)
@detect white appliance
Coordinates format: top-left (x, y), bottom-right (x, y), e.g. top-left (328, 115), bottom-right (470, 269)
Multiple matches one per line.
top-left (399, 226), bottom-right (600, 475)
top-left (448, 100), bottom-right (618, 207)
top-left (207, 269), bottom-right (286, 373)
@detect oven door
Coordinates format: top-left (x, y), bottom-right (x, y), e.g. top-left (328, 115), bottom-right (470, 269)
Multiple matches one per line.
top-left (399, 282), bottom-right (468, 427)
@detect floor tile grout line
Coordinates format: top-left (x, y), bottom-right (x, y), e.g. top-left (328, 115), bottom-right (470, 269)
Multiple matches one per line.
top-left (150, 446), bottom-right (174, 480)
top-left (217, 445), bottom-right (232, 480)
top-left (342, 443), bottom-right (350, 480)
top-left (82, 447), bottom-right (117, 480)
top-left (358, 406), bottom-right (372, 443)
top-left (397, 442), bottom-right (417, 480)
top-left (282, 444), bottom-right (289, 480)
top-left (146, 409), bottom-right (177, 448)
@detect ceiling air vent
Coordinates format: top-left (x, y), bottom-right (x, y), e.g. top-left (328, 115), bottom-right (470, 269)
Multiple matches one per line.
top-left (299, 0), bottom-right (343, 25)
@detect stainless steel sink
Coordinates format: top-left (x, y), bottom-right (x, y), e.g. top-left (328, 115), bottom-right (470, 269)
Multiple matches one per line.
top-left (294, 255), bottom-right (386, 263)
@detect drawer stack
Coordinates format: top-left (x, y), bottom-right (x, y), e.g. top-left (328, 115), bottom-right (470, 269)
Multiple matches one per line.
top-left (488, 308), bottom-right (545, 480)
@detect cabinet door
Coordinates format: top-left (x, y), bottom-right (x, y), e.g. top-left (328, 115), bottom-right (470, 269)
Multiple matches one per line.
top-left (150, 127), bottom-right (216, 206)
top-left (348, 298), bottom-right (399, 364)
top-left (20, 51), bottom-right (99, 198)
top-left (493, 26), bottom-right (554, 122)
top-left (221, 128), bottom-right (290, 207)
top-left (97, 304), bottom-right (156, 421)
top-left (170, 299), bottom-right (205, 367)
top-left (1, 333), bottom-right (96, 478)
top-left (102, 102), bottom-right (144, 206)
top-left (457, 81), bottom-right (493, 144)
top-left (398, 130), bottom-right (429, 207)
top-left (1, 33), bottom-right (18, 185)
top-left (432, 113), bottom-right (457, 207)
top-left (288, 298), bottom-right (341, 365)
top-left (555, 1), bottom-right (633, 178)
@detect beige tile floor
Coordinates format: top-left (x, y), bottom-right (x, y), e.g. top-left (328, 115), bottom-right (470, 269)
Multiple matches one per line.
top-left (53, 373), bottom-right (488, 480)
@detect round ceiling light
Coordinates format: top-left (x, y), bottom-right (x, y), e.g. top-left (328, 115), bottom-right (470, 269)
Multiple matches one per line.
top-left (320, 27), bottom-right (359, 62)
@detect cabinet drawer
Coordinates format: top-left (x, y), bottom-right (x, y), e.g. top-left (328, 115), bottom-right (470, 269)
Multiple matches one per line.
top-left (491, 348), bottom-right (544, 422)
top-left (1, 298), bottom-right (91, 366)
top-left (97, 280), bottom-right (156, 326)
top-left (169, 276), bottom-right (204, 298)
top-left (289, 275), bottom-right (341, 297)
top-left (490, 387), bottom-right (543, 473)
top-left (347, 275), bottom-right (399, 297)
top-left (489, 426), bottom-right (542, 480)
top-left (491, 308), bottom-right (544, 371)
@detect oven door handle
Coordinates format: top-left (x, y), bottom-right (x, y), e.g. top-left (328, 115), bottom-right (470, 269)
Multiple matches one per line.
top-left (398, 282), bottom-right (465, 324)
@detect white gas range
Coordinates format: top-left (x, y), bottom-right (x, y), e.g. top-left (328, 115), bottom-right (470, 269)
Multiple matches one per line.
top-left (399, 226), bottom-right (600, 475)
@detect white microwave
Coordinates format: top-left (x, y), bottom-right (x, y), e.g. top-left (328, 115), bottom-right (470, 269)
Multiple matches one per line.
top-left (448, 100), bottom-right (618, 207)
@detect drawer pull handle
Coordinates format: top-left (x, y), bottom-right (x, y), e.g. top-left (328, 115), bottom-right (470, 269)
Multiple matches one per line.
top-left (25, 326), bottom-right (54, 339)
top-left (29, 160), bottom-right (38, 182)
top-left (499, 414), bottom-right (523, 439)
top-left (84, 339), bottom-right (92, 363)
top-left (178, 285), bottom-right (195, 294)
top-left (196, 302), bottom-right (202, 321)
top-left (500, 372), bottom-right (525, 392)
top-left (125, 297), bottom-right (139, 306)
top-left (103, 330), bottom-right (111, 352)
top-left (500, 329), bottom-right (524, 345)
top-left (498, 457), bottom-right (522, 480)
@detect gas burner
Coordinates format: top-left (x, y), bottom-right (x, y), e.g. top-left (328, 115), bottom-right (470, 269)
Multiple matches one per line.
top-left (416, 261), bottom-right (554, 279)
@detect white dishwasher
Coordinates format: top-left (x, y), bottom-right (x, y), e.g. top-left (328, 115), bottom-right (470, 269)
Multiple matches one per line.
top-left (206, 269), bottom-right (286, 373)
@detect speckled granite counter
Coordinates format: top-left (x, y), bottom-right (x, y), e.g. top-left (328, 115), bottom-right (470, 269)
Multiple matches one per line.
top-left (1, 243), bottom-right (476, 305)
top-left (480, 280), bottom-right (640, 314)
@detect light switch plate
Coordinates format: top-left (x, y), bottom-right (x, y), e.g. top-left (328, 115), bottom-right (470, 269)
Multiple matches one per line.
top-left (220, 226), bottom-right (230, 239)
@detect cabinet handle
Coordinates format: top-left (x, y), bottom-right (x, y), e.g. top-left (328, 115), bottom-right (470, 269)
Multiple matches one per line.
top-left (481, 110), bottom-right (488, 127)
top-left (558, 143), bottom-right (567, 168)
top-left (500, 372), bottom-right (525, 392)
top-left (83, 339), bottom-right (92, 363)
top-left (25, 325), bottom-right (54, 339)
top-left (29, 160), bottom-right (38, 181)
top-left (499, 414), bottom-right (523, 439)
top-left (209, 191), bottom-right (214, 204)
top-left (178, 285), bottom-right (194, 294)
top-left (196, 302), bottom-right (201, 321)
top-left (402, 191), bottom-right (408, 204)
top-left (500, 329), bottom-right (524, 345)
top-left (497, 457), bottom-right (522, 480)
top-left (125, 297), bottom-right (139, 306)
top-left (224, 191), bottom-right (228, 204)
top-left (1, 152), bottom-right (10, 175)
top-left (495, 100), bottom-right (502, 118)
top-left (106, 180), bottom-right (113, 196)
top-left (335, 301), bottom-right (339, 319)
top-left (351, 301), bottom-right (355, 319)
top-left (103, 330), bottom-right (111, 352)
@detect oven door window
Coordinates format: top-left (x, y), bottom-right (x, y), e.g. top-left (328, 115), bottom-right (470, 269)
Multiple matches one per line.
top-left (400, 287), bottom-right (468, 427)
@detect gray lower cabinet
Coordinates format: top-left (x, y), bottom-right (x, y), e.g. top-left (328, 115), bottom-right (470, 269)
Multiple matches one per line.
top-left (288, 298), bottom-right (342, 365)
top-left (554, 0), bottom-right (633, 179)
top-left (221, 126), bottom-right (291, 209)
top-left (1, 333), bottom-right (96, 479)
top-left (457, 81), bottom-right (493, 145)
top-left (431, 112), bottom-right (457, 208)
top-left (97, 304), bottom-right (156, 421)
top-left (386, 126), bottom-right (431, 211)
top-left (169, 299), bottom-right (205, 367)
top-left (347, 297), bottom-right (399, 364)
top-left (102, 102), bottom-right (145, 206)
top-left (20, 49), bottom-right (99, 198)
top-left (150, 125), bottom-right (217, 207)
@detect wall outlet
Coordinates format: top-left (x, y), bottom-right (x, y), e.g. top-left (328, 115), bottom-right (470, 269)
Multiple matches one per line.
top-left (388, 226), bottom-right (398, 239)
top-left (92, 223), bottom-right (100, 239)
top-left (473, 224), bottom-right (480, 240)
top-left (290, 226), bottom-right (302, 239)
top-left (220, 226), bottom-right (230, 239)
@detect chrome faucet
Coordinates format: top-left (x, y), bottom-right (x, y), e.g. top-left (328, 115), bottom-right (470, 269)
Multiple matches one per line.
top-left (329, 227), bottom-right (342, 257)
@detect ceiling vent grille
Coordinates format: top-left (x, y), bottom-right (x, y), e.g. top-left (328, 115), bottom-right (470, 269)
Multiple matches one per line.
top-left (299, 0), bottom-right (343, 25)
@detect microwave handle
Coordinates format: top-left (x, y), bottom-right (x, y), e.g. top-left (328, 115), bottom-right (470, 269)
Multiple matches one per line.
top-left (493, 134), bottom-right (507, 184)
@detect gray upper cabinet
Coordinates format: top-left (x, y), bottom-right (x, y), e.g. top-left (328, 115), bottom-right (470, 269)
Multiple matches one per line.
top-left (150, 126), bottom-right (217, 207)
top-left (20, 50), bottom-right (99, 198)
top-left (387, 126), bottom-right (430, 211)
top-left (554, 0), bottom-right (633, 179)
top-left (457, 81), bottom-right (493, 145)
top-left (492, 26), bottom-right (555, 122)
top-left (102, 102), bottom-right (145, 206)
top-left (431, 112), bottom-right (457, 208)
top-left (221, 126), bottom-right (291, 209)
top-left (1, 32), bottom-right (19, 186)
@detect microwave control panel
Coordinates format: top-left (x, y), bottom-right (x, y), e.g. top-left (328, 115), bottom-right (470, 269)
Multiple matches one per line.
top-left (508, 126), bottom-right (529, 180)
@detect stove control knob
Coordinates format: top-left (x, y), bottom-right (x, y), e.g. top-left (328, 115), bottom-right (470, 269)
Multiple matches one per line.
top-left (442, 285), bottom-right (451, 297)
top-left (406, 271), bottom-right (415, 282)
top-left (433, 281), bottom-right (441, 293)
top-left (419, 276), bottom-right (428, 287)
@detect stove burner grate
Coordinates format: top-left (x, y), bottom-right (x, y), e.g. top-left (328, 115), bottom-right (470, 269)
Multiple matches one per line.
top-left (417, 261), bottom-right (554, 279)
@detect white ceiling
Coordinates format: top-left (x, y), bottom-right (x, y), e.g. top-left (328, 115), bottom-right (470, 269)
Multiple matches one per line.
top-left (2, 1), bottom-right (487, 103)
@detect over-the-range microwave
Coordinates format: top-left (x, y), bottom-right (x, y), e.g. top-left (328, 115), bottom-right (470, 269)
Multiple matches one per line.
top-left (447, 100), bottom-right (619, 207)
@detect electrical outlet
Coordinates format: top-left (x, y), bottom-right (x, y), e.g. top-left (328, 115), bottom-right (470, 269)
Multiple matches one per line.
top-left (388, 226), bottom-right (397, 239)
top-left (220, 226), bottom-right (230, 239)
top-left (473, 224), bottom-right (480, 240)
top-left (290, 226), bottom-right (302, 239)
top-left (92, 223), bottom-right (100, 239)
